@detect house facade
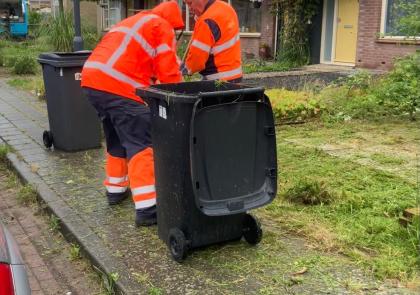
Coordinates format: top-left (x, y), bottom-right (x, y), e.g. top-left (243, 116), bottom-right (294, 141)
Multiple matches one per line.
top-left (177, 0), bottom-right (276, 60)
top-left (315, 0), bottom-right (419, 69)
top-left (71, 0), bottom-right (276, 60)
top-left (69, 0), bottom-right (418, 70)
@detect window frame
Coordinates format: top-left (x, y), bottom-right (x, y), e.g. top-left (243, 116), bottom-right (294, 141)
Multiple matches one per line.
top-left (379, 0), bottom-right (419, 40)
top-left (181, 0), bottom-right (261, 37)
top-left (100, 0), bottom-right (122, 31)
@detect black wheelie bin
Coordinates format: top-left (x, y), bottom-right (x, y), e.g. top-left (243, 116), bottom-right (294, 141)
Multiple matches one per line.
top-left (38, 52), bottom-right (101, 152)
top-left (137, 81), bottom-right (277, 262)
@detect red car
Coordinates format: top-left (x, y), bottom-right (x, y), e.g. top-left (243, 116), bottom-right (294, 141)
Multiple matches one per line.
top-left (0, 222), bottom-right (31, 295)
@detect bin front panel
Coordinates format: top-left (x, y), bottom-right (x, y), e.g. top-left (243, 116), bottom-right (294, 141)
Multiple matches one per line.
top-left (147, 96), bottom-right (244, 248)
top-left (191, 101), bottom-right (277, 215)
top-left (41, 64), bottom-right (101, 151)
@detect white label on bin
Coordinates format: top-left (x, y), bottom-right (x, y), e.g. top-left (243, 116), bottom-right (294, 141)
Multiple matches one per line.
top-left (75, 72), bottom-right (82, 80)
top-left (159, 105), bottom-right (167, 119)
top-left (60, 68), bottom-right (63, 77)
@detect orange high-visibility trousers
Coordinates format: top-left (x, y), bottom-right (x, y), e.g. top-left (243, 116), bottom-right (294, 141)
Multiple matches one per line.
top-left (85, 88), bottom-right (156, 210)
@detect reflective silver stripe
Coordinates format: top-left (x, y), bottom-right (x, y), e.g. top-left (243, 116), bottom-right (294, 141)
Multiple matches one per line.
top-left (107, 14), bottom-right (157, 66)
top-left (84, 61), bottom-right (146, 88)
top-left (210, 33), bottom-right (240, 55)
top-left (107, 176), bottom-right (128, 184)
top-left (106, 185), bottom-right (128, 194)
top-left (155, 44), bottom-right (171, 55)
top-left (132, 184), bottom-right (155, 196)
top-left (135, 198), bottom-right (156, 209)
top-left (110, 27), bottom-right (155, 58)
top-left (191, 39), bottom-right (211, 53)
top-left (204, 66), bottom-right (242, 80)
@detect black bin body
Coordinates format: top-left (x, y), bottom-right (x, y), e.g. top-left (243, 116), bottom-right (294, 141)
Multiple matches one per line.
top-left (137, 81), bottom-right (277, 250)
top-left (38, 52), bottom-right (101, 152)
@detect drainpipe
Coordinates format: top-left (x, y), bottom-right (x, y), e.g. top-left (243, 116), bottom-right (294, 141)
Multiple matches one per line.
top-left (73, 0), bottom-right (84, 51)
top-left (273, 4), bottom-right (279, 59)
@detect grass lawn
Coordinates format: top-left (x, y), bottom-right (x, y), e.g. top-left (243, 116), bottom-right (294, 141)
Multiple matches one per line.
top-left (264, 119), bottom-right (419, 282)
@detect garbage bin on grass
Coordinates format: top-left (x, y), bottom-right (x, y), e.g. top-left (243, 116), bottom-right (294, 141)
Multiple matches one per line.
top-left (38, 52), bottom-right (101, 152)
top-left (137, 81), bottom-right (277, 262)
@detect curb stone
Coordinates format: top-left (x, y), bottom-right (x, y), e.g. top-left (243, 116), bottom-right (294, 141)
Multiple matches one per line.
top-left (4, 149), bottom-right (142, 295)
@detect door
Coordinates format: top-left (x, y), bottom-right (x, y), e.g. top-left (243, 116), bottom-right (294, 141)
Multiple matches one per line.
top-left (334, 0), bottom-right (359, 64)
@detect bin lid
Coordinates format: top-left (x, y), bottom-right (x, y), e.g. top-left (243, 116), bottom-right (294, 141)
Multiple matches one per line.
top-left (137, 80), bottom-right (265, 105)
top-left (190, 100), bottom-right (277, 216)
top-left (37, 51), bottom-right (91, 67)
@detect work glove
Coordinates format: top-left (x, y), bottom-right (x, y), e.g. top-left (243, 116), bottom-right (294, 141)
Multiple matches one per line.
top-left (180, 62), bottom-right (189, 76)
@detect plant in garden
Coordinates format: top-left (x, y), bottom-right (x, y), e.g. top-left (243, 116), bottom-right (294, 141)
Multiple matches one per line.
top-left (266, 88), bottom-right (324, 122)
top-left (284, 179), bottom-right (335, 205)
top-left (82, 25), bottom-right (101, 50)
top-left (45, 12), bottom-right (74, 52)
top-left (69, 243), bottom-right (81, 260)
top-left (373, 53), bottom-right (420, 120)
top-left (12, 55), bottom-right (37, 75)
top-left (272, 0), bottom-right (321, 65)
top-left (28, 10), bottom-right (44, 38)
top-left (341, 70), bottom-right (374, 94)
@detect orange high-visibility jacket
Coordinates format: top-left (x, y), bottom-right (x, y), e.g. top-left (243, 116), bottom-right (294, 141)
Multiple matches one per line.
top-left (81, 1), bottom-right (184, 102)
top-left (185, 0), bottom-right (242, 81)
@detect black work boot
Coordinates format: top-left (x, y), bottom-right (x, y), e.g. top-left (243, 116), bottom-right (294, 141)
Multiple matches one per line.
top-left (135, 205), bottom-right (157, 227)
top-left (106, 190), bottom-right (129, 205)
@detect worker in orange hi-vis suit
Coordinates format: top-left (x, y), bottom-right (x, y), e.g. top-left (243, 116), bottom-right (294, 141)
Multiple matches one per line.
top-left (81, 1), bottom-right (184, 226)
top-left (181, 0), bottom-right (242, 83)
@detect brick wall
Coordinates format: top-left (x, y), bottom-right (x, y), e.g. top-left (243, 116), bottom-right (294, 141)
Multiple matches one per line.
top-left (356, 0), bottom-right (419, 70)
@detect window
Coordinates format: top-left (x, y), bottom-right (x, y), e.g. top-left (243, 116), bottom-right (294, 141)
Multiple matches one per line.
top-left (100, 0), bottom-right (122, 31)
top-left (231, 0), bottom-right (261, 33)
top-left (179, 0), bottom-right (261, 34)
top-left (381, 0), bottom-right (417, 37)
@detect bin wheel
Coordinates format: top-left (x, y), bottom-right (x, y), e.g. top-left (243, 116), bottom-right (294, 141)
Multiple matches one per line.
top-left (168, 228), bottom-right (188, 262)
top-left (243, 214), bottom-right (263, 245)
top-left (43, 130), bottom-right (53, 148)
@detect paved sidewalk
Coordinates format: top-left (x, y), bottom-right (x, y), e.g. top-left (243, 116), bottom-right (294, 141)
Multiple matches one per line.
top-left (0, 78), bottom-right (415, 294)
top-left (0, 172), bottom-right (103, 295)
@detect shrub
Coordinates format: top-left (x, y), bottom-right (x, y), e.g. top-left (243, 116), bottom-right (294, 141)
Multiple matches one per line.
top-left (4, 55), bottom-right (20, 68)
top-left (342, 70), bottom-right (374, 93)
top-left (266, 88), bottom-right (324, 122)
top-left (13, 56), bottom-right (37, 75)
top-left (82, 25), bottom-right (101, 50)
top-left (45, 12), bottom-right (74, 52)
top-left (28, 10), bottom-right (44, 38)
top-left (373, 52), bottom-right (420, 120)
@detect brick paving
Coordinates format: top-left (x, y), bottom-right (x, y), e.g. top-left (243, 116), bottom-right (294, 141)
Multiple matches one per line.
top-left (0, 173), bottom-right (102, 294)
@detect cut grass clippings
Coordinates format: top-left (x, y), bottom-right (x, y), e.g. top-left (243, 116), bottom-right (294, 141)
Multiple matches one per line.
top-left (262, 136), bottom-right (419, 281)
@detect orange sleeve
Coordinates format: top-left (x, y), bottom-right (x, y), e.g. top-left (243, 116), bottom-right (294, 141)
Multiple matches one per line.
top-left (185, 20), bottom-right (215, 74)
top-left (152, 21), bottom-right (183, 84)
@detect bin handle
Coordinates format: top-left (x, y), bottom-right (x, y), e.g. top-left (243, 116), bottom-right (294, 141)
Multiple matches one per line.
top-left (137, 87), bottom-right (193, 106)
top-left (189, 97), bottom-right (203, 202)
top-left (198, 87), bottom-right (265, 100)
